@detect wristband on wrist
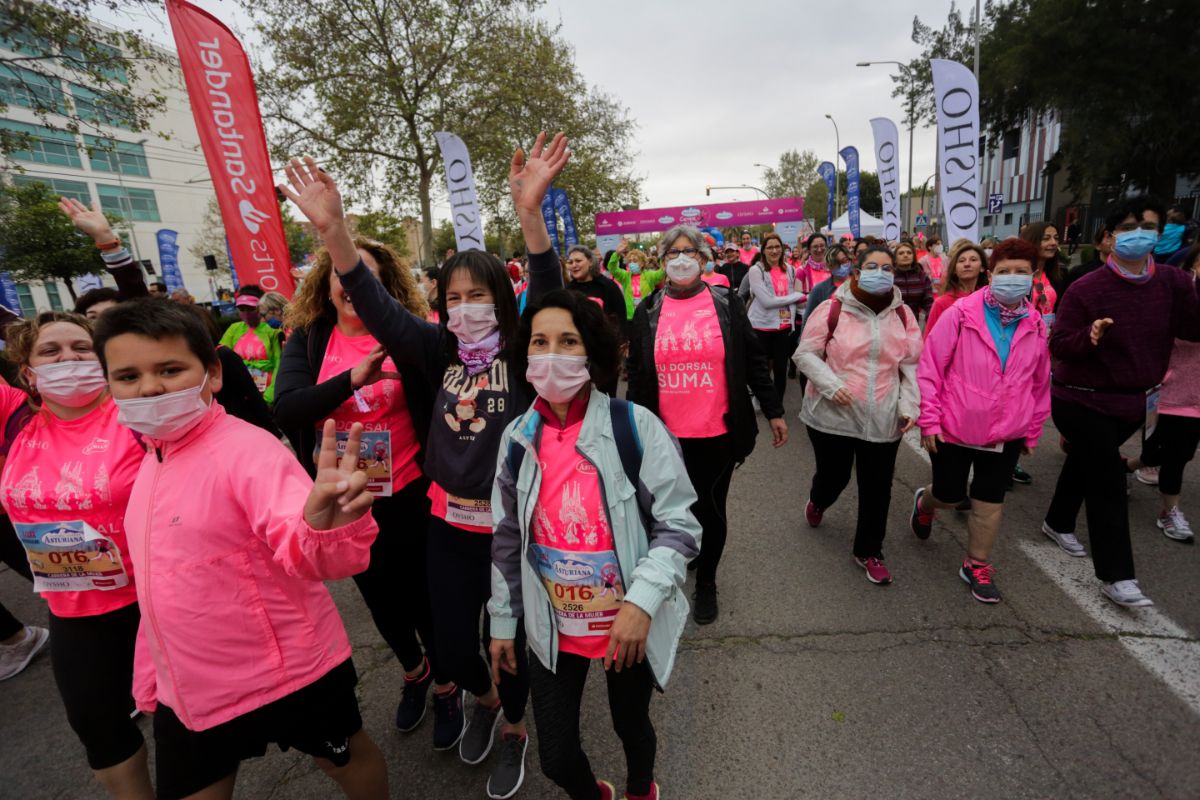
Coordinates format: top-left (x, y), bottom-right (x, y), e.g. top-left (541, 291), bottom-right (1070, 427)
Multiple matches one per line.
top-left (94, 239), bottom-right (122, 251)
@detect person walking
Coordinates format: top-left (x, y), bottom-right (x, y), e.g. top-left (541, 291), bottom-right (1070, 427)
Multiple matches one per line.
top-left (794, 245), bottom-right (922, 586)
top-left (910, 237), bottom-right (1051, 603)
top-left (746, 233), bottom-right (805, 400)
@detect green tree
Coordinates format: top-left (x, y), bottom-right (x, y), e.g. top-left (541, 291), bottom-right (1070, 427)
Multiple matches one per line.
top-left (803, 171), bottom-right (882, 229)
top-left (350, 210), bottom-right (408, 256)
top-left (246, 0), bottom-right (640, 263)
top-left (280, 203), bottom-right (313, 266)
top-left (761, 149), bottom-right (820, 199)
top-left (0, 1), bottom-right (167, 163)
top-left (188, 197), bottom-right (230, 274)
top-left (0, 180), bottom-right (112, 298)
top-left (431, 220), bottom-right (458, 260)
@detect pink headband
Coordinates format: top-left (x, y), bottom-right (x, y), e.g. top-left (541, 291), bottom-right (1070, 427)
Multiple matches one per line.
top-left (235, 296), bottom-right (260, 308)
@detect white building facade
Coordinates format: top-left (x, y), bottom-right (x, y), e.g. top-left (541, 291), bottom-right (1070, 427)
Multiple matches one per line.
top-left (0, 20), bottom-right (227, 313)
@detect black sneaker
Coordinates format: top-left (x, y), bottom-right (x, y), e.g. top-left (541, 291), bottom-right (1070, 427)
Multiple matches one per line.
top-left (432, 685), bottom-right (466, 751)
top-left (486, 733), bottom-right (528, 799)
top-left (395, 661), bottom-right (433, 733)
top-left (459, 699), bottom-right (502, 764)
top-left (693, 583), bottom-right (718, 625)
top-left (1011, 464), bottom-right (1033, 485)
top-left (910, 487), bottom-right (934, 539)
top-left (959, 560), bottom-right (1002, 604)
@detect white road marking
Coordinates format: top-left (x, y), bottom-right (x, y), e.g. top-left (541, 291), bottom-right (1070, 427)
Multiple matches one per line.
top-left (900, 429), bottom-right (1200, 717)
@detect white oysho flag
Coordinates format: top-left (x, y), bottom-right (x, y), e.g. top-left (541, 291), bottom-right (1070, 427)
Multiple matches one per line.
top-left (434, 132), bottom-right (484, 251)
top-left (930, 59), bottom-right (980, 244)
top-left (869, 117), bottom-right (902, 242)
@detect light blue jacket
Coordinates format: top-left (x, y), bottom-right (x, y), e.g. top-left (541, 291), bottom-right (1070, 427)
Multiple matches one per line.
top-left (488, 388), bottom-right (701, 687)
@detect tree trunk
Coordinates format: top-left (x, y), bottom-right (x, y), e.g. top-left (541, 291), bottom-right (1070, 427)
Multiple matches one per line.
top-left (64, 278), bottom-right (78, 302)
top-left (418, 168), bottom-right (434, 265)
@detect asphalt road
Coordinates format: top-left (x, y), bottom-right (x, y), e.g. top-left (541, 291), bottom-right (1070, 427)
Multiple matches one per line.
top-left (2, 387), bottom-right (1198, 799)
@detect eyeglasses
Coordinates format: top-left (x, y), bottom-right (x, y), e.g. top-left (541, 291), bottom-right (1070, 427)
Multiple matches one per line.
top-left (1113, 221), bottom-right (1159, 233)
top-left (665, 247), bottom-right (700, 258)
top-left (764, 244), bottom-right (782, 250)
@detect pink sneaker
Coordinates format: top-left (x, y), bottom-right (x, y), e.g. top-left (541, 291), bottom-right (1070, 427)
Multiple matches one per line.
top-left (854, 555), bottom-right (893, 585)
top-left (624, 783), bottom-right (660, 800)
top-left (597, 780), bottom-right (617, 800)
top-left (805, 500), bottom-right (824, 527)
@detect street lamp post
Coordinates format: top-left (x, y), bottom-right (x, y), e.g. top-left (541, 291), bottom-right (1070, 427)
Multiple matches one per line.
top-left (857, 61), bottom-right (915, 235)
top-left (824, 114), bottom-right (840, 224)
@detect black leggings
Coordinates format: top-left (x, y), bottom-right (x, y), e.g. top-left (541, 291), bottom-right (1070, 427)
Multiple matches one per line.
top-left (806, 426), bottom-right (902, 559)
top-left (755, 328), bottom-right (793, 400)
top-left (427, 516), bottom-right (528, 723)
top-left (679, 434), bottom-right (735, 585)
top-left (0, 514), bottom-right (32, 641)
top-left (1138, 413), bottom-right (1200, 496)
top-left (529, 652), bottom-right (656, 800)
top-left (1044, 399), bottom-right (1141, 582)
top-left (49, 602), bottom-right (143, 770)
top-left (353, 477), bottom-right (446, 682)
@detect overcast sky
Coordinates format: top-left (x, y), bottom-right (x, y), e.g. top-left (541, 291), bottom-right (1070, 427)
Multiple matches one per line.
top-left (106, 0), bottom-right (958, 216)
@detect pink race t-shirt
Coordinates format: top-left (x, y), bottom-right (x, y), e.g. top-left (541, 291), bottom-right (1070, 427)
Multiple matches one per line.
top-left (630, 277), bottom-right (642, 301)
top-left (0, 397), bottom-right (142, 618)
top-left (701, 272), bottom-right (730, 288)
top-left (316, 327), bottom-right (422, 495)
top-left (1032, 274), bottom-right (1058, 319)
top-left (530, 400), bottom-right (623, 659)
top-left (770, 268), bottom-right (793, 330)
top-left (653, 290), bottom-right (729, 439)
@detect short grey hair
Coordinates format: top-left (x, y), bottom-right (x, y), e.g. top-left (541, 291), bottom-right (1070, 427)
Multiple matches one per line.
top-left (657, 225), bottom-right (712, 261)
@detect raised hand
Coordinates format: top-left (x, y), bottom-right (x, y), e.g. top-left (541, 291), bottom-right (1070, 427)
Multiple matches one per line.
top-left (304, 420), bottom-right (374, 531)
top-left (509, 131), bottom-right (571, 217)
top-left (278, 156), bottom-right (345, 235)
top-left (58, 198), bottom-right (116, 243)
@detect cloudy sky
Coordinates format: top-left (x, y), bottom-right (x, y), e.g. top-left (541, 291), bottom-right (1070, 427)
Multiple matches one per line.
top-left (105, 0), bottom-right (960, 214)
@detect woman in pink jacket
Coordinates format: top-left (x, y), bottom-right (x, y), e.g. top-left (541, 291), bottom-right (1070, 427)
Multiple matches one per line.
top-left (1124, 244), bottom-right (1200, 543)
top-left (910, 237), bottom-right (1051, 604)
top-left (93, 300), bottom-right (389, 800)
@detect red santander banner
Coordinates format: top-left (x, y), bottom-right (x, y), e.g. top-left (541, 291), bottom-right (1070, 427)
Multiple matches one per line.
top-left (166, 0), bottom-right (295, 296)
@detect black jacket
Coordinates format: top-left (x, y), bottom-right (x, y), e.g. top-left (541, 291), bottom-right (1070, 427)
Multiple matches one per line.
top-left (273, 319), bottom-right (435, 477)
top-left (626, 284), bottom-right (783, 464)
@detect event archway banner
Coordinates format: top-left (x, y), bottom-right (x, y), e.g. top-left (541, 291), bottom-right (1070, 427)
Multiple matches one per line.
top-left (596, 197), bottom-right (804, 237)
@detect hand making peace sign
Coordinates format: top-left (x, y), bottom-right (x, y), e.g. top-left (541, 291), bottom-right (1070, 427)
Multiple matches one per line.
top-left (303, 420), bottom-right (375, 531)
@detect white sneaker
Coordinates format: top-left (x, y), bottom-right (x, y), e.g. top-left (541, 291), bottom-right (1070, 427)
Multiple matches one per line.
top-left (1101, 579), bottom-right (1154, 608)
top-left (1135, 466), bottom-right (1160, 486)
top-left (1041, 522), bottom-right (1086, 557)
top-left (0, 625), bottom-right (49, 680)
top-left (1157, 507), bottom-right (1194, 543)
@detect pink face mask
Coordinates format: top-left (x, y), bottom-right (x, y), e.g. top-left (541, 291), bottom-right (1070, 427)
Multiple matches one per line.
top-left (446, 303), bottom-right (498, 344)
top-left (526, 354), bottom-right (590, 403)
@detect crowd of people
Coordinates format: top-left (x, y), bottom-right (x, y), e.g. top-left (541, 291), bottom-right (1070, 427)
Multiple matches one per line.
top-left (0, 129), bottom-right (1198, 800)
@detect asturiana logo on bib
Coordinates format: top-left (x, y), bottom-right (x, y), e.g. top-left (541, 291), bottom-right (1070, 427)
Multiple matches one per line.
top-left (44, 525), bottom-right (85, 547)
top-left (553, 559), bottom-right (594, 581)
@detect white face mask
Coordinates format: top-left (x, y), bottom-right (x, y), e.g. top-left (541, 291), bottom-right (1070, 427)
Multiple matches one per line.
top-left (115, 375), bottom-right (211, 442)
top-left (446, 303), bottom-right (498, 344)
top-left (931, 244), bottom-right (944, 255)
top-left (31, 360), bottom-right (107, 408)
top-left (526, 354), bottom-right (590, 404)
top-left (666, 254), bottom-right (701, 284)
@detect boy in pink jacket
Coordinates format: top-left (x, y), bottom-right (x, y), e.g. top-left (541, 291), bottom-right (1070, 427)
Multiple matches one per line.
top-left (910, 238), bottom-right (1051, 604)
top-left (93, 299), bottom-right (389, 800)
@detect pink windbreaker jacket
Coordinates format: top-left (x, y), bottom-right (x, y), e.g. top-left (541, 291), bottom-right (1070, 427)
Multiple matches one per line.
top-left (124, 403), bottom-right (377, 731)
top-left (917, 291), bottom-right (1051, 448)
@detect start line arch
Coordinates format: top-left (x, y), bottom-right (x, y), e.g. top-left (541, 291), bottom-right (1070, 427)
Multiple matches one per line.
top-left (594, 197), bottom-right (807, 253)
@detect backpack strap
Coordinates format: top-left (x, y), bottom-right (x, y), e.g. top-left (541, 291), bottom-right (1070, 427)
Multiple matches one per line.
top-left (608, 398), bottom-right (652, 532)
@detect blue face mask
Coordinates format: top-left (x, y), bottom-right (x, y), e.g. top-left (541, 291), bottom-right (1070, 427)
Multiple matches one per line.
top-left (266, 317), bottom-right (283, 329)
top-left (630, 264), bottom-right (641, 275)
top-left (856, 269), bottom-right (894, 295)
top-left (704, 262), bottom-right (715, 273)
top-left (1113, 228), bottom-right (1158, 260)
top-left (832, 262), bottom-right (852, 279)
top-left (990, 273), bottom-right (1033, 305)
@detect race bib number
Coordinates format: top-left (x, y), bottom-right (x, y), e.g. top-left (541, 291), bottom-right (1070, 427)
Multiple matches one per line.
top-left (1145, 384), bottom-right (1162, 440)
top-left (15, 520), bottom-right (129, 593)
top-left (315, 429), bottom-right (393, 497)
top-left (248, 367), bottom-right (271, 394)
top-left (444, 494), bottom-right (492, 528)
top-left (532, 545), bottom-right (624, 638)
